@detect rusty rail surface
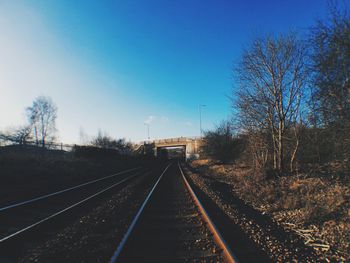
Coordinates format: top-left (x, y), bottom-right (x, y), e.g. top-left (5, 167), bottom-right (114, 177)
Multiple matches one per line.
top-left (178, 162), bottom-right (238, 263)
top-left (110, 161), bottom-right (238, 262)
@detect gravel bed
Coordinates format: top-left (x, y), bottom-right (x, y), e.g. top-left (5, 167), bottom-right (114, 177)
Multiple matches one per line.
top-left (116, 163), bottom-right (223, 262)
top-left (183, 165), bottom-right (321, 263)
top-left (18, 172), bottom-right (155, 263)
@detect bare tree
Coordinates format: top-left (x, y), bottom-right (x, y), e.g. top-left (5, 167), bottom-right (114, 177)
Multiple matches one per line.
top-left (91, 130), bottom-right (116, 148)
top-left (202, 120), bottom-right (243, 164)
top-left (91, 130), bottom-right (133, 154)
top-left (27, 96), bottom-right (57, 148)
top-left (310, 3), bottom-right (350, 125)
top-left (0, 125), bottom-right (32, 145)
top-left (307, 3), bottom-right (350, 167)
top-left (234, 33), bottom-right (309, 173)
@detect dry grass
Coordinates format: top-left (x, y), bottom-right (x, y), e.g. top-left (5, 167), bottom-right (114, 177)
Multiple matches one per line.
top-left (191, 159), bottom-right (350, 259)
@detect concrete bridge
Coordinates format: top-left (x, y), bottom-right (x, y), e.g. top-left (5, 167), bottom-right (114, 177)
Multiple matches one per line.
top-left (139, 137), bottom-right (203, 160)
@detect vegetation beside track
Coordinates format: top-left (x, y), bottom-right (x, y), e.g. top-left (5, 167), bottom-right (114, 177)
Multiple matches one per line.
top-left (188, 159), bottom-right (350, 262)
top-left (0, 145), bottom-right (155, 206)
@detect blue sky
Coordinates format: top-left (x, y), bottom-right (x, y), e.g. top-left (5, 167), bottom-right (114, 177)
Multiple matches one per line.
top-left (0, 0), bottom-right (330, 143)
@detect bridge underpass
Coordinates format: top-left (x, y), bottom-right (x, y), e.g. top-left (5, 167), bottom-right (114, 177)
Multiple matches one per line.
top-left (135, 137), bottom-right (203, 160)
top-left (156, 146), bottom-right (186, 160)
top-left (153, 137), bottom-right (203, 160)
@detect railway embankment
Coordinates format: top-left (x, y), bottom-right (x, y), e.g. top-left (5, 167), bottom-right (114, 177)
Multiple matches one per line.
top-left (186, 159), bottom-right (350, 262)
top-left (0, 145), bottom-right (153, 206)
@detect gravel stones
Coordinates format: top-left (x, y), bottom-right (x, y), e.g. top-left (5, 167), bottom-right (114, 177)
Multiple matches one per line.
top-left (183, 165), bottom-right (321, 262)
top-left (18, 172), bottom-right (155, 262)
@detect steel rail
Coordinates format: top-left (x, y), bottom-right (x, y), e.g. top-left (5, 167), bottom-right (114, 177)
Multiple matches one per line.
top-left (0, 167), bottom-right (141, 212)
top-left (110, 162), bottom-right (237, 263)
top-left (109, 163), bottom-right (172, 263)
top-left (0, 170), bottom-right (146, 243)
top-left (178, 162), bottom-right (239, 263)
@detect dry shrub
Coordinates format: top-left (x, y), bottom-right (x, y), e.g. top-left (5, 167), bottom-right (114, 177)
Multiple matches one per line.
top-left (192, 161), bottom-right (349, 227)
top-left (281, 194), bottom-right (303, 210)
top-left (190, 160), bottom-right (350, 259)
top-left (192, 159), bottom-right (210, 167)
top-left (211, 165), bottom-right (227, 175)
top-left (303, 184), bottom-right (348, 224)
top-left (227, 168), bottom-right (282, 209)
top-left (239, 174), bottom-right (349, 225)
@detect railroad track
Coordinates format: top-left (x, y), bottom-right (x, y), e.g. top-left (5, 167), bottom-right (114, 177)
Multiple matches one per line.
top-left (111, 162), bottom-right (238, 262)
top-left (0, 166), bottom-right (149, 260)
top-left (0, 167), bottom-right (141, 212)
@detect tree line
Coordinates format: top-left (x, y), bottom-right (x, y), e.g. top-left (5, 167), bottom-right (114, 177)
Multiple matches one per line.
top-left (0, 96), bottom-right (133, 154)
top-left (0, 96), bottom-right (57, 148)
top-left (203, 4), bottom-right (350, 175)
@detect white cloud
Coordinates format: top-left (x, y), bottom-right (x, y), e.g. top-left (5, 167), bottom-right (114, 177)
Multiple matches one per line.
top-left (185, 121), bottom-right (193, 127)
top-left (144, 115), bottom-right (156, 124)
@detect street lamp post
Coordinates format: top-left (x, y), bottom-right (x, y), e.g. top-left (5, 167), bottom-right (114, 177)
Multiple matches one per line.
top-left (199, 104), bottom-right (206, 138)
top-left (144, 123), bottom-right (150, 140)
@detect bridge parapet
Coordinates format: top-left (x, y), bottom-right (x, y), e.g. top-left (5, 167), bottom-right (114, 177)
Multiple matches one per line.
top-left (153, 136), bottom-right (201, 144)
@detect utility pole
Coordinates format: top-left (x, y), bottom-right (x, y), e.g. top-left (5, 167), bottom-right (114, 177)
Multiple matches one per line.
top-left (199, 104), bottom-right (206, 138)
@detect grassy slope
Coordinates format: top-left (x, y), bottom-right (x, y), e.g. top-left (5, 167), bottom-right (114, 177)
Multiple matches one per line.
top-left (190, 159), bottom-right (350, 261)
